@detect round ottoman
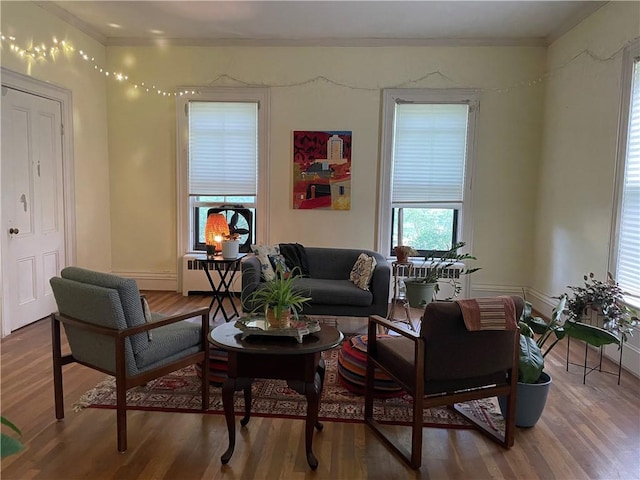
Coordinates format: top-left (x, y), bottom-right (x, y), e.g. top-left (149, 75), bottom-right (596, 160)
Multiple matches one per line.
top-left (195, 346), bottom-right (229, 385)
top-left (337, 334), bottom-right (403, 398)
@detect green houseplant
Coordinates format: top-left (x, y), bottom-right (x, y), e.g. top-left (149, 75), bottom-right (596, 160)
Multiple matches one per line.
top-left (403, 241), bottom-right (480, 307)
top-left (505, 275), bottom-right (637, 428)
top-left (501, 295), bottom-right (620, 427)
top-left (564, 273), bottom-right (638, 342)
top-left (1, 416), bottom-right (24, 458)
top-left (247, 266), bottom-right (312, 328)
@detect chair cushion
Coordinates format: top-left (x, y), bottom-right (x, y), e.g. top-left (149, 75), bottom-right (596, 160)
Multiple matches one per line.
top-left (375, 334), bottom-right (510, 395)
top-left (135, 321), bottom-right (203, 370)
top-left (375, 336), bottom-right (415, 388)
top-left (61, 267), bottom-right (148, 355)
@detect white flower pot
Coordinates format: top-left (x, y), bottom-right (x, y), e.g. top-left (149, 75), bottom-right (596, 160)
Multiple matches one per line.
top-left (222, 240), bottom-right (240, 259)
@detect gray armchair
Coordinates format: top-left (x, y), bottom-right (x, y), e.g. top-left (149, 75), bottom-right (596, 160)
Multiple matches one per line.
top-left (50, 267), bottom-right (210, 452)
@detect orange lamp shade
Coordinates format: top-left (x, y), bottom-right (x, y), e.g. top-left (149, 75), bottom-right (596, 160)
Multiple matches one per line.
top-left (204, 213), bottom-right (230, 253)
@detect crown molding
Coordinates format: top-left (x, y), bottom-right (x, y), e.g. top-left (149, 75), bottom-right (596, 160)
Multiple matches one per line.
top-left (105, 36), bottom-right (547, 48)
top-left (34, 0), bottom-right (107, 45)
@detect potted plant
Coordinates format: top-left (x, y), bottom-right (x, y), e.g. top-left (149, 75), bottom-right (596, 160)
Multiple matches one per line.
top-left (564, 273), bottom-right (638, 341)
top-left (246, 266), bottom-right (312, 328)
top-left (403, 241), bottom-right (480, 308)
top-left (1, 416), bottom-right (24, 458)
top-left (502, 276), bottom-right (635, 427)
top-left (221, 232), bottom-right (241, 260)
top-left (392, 245), bottom-right (418, 264)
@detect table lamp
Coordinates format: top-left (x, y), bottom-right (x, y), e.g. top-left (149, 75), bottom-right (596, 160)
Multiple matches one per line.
top-left (205, 213), bottom-right (230, 257)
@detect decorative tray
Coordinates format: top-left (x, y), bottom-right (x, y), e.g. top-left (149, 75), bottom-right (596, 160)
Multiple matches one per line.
top-left (234, 316), bottom-right (320, 343)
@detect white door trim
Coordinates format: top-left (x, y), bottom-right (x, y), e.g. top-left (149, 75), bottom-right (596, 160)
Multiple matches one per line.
top-left (1, 68), bottom-right (76, 337)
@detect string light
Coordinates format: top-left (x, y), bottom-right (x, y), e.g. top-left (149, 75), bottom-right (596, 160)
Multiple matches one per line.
top-left (1, 31), bottom-right (637, 99)
top-left (0, 33), bottom-right (182, 98)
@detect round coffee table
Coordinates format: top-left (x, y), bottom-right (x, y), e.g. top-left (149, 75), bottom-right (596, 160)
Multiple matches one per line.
top-left (210, 322), bottom-right (343, 470)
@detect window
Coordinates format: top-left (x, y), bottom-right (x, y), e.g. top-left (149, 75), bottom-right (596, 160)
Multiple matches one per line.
top-left (177, 88), bottom-right (269, 256)
top-left (378, 89), bottom-right (478, 257)
top-left (611, 40), bottom-right (640, 302)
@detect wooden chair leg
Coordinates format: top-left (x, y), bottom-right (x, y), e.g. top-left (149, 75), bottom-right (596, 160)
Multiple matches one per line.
top-left (410, 393), bottom-right (423, 469)
top-left (201, 313), bottom-right (210, 410)
top-left (116, 377), bottom-right (127, 453)
top-left (51, 315), bottom-right (64, 420)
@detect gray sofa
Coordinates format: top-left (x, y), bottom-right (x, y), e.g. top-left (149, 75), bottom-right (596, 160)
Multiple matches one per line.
top-left (241, 246), bottom-right (390, 318)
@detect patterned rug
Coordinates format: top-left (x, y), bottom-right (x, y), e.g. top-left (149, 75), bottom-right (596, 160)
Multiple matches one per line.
top-left (74, 348), bottom-right (505, 431)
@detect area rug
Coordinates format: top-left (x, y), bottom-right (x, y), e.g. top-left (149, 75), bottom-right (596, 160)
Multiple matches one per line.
top-left (74, 349), bottom-right (504, 432)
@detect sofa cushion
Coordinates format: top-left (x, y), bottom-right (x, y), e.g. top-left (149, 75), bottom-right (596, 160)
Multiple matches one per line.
top-left (293, 278), bottom-right (372, 306)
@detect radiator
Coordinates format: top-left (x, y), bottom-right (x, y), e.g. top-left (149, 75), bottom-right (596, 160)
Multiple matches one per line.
top-left (181, 254), bottom-right (242, 296)
top-left (392, 262), bottom-right (466, 301)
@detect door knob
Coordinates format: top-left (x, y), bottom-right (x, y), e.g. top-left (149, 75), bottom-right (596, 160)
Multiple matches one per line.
top-left (9, 228), bottom-right (19, 235)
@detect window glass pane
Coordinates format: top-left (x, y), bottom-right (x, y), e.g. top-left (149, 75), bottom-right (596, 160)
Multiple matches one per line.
top-left (392, 207), bottom-right (456, 254)
top-left (616, 57), bottom-right (640, 298)
top-left (194, 200), bottom-right (256, 249)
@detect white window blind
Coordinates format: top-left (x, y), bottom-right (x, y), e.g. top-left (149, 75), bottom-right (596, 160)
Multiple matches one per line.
top-left (391, 103), bottom-right (469, 203)
top-left (188, 101), bottom-right (258, 196)
top-left (617, 58), bottom-right (640, 298)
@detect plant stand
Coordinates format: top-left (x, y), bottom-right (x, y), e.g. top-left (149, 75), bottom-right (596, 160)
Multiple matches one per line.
top-left (385, 261), bottom-right (418, 332)
top-left (565, 335), bottom-right (623, 385)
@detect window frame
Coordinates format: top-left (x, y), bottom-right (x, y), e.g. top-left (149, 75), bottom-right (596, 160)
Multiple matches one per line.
top-left (176, 87), bottom-right (270, 261)
top-left (377, 88), bottom-right (479, 262)
top-left (609, 39), bottom-right (640, 306)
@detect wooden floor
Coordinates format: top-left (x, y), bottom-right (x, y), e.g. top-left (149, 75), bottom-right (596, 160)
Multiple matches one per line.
top-left (2, 291), bottom-right (639, 480)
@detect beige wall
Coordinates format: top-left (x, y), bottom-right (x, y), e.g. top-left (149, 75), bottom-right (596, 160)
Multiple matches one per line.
top-left (106, 44), bottom-right (546, 292)
top-left (1, 1), bottom-right (111, 271)
top-left (14, 1), bottom-right (631, 300)
top-left (532, 1), bottom-right (640, 304)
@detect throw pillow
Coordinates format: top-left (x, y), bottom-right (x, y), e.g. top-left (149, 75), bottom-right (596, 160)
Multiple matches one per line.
top-left (349, 253), bottom-right (377, 291)
top-left (251, 244), bottom-right (281, 281)
top-left (140, 296), bottom-right (153, 341)
top-left (268, 254), bottom-right (291, 277)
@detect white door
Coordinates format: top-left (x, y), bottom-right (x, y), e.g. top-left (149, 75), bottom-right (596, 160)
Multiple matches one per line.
top-left (1, 87), bottom-right (65, 332)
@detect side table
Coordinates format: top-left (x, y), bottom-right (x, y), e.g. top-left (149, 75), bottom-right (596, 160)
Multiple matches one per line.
top-left (210, 322), bottom-right (343, 470)
top-left (195, 254), bottom-right (245, 322)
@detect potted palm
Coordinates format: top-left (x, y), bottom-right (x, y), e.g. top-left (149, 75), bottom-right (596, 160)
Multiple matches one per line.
top-left (247, 266), bottom-right (312, 328)
top-left (403, 241), bottom-right (480, 307)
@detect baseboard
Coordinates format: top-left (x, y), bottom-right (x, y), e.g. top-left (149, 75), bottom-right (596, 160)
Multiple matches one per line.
top-left (111, 271), bottom-right (177, 291)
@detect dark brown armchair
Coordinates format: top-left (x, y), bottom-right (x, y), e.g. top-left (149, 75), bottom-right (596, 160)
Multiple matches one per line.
top-left (365, 296), bottom-right (524, 469)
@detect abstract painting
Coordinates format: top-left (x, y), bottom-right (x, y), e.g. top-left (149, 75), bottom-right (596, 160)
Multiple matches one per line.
top-left (292, 130), bottom-right (352, 210)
